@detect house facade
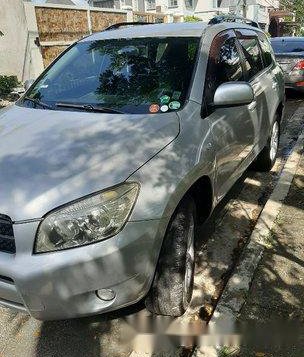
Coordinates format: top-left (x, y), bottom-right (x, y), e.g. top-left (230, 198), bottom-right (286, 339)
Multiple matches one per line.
top-left (217, 0), bottom-right (280, 29)
top-left (89, 0), bottom-right (280, 29)
top-left (89, 0), bottom-right (224, 18)
top-left (88, 0), bottom-right (138, 10)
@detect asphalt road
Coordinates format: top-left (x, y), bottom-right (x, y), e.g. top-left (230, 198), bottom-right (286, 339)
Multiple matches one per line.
top-left (0, 91), bottom-right (303, 357)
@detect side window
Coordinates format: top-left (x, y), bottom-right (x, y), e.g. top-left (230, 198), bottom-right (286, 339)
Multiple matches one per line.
top-left (204, 32), bottom-right (244, 109)
top-left (218, 37), bottom-right (244, 82)
top-left (238, 37), bottom-right (264, 80)
top-left (258, 33), bottom-right (274, 68)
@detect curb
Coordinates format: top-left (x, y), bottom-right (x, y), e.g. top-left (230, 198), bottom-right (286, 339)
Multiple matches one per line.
top-left (209, 120), bottom-right (304, 328)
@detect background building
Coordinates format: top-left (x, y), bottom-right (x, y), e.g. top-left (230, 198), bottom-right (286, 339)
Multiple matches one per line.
top-left (217, 0), bottom-right (280, 29)
top-left (89, 0), bottom-right (280, 29)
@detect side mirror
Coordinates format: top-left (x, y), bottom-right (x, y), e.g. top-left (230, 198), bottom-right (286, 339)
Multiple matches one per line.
top-left (213, 82), bottom-right (254, 108)
top-left (24, 79), bottom-right (35, 91)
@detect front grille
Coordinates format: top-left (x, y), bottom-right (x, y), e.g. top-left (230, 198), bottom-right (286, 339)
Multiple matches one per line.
top-left (0, 214), bottom-right (15, 253)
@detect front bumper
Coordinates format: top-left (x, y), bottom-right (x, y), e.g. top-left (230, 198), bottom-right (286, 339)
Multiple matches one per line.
top-left (0, 219), bottom-right (164, 320)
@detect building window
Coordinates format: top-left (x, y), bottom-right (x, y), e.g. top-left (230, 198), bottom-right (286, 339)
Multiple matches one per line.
top-left (185, 0), bottom-right (193, 8)
top-left (92, 0), bottom-right (115, 8)
top-left (146, 0), bottom-right (155, 9)
top-left (169, 0), bottom-right (178, 7)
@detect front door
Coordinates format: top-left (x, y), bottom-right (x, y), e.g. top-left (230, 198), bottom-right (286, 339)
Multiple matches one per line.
top-left (203, 30), bottom-right (256, 202)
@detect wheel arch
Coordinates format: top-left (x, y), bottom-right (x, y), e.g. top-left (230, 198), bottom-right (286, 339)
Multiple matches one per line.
top-left (275, 100), bottom-right (285, 125)
top-left (186, 175), bottom-right (214, 224)
top-left (166, 174), bottom-right (214, 227)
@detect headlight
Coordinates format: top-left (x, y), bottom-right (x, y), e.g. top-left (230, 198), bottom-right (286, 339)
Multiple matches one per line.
top-left (34, 182), bottom-right (139, 253)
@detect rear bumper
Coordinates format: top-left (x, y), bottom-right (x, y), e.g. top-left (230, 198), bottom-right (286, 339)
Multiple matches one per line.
top-left (284, 72), bottom-right (304, 91)
top-left (285, 83), bottom-right (304, 92)
top-left (0, 219), bottom-right (164, 320)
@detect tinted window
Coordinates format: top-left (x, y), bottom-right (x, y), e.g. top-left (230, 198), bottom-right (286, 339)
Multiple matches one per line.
top-left (218, 37), bottom-right (244, 82)
top-left (258, 33), bottom-right (274, 67)
top-left (204, 33), bottom-right (244, 107)
top-left (271, 40), bottom-right (304, 54)
top-left (239, 37), bottom-right (264, 79)
top-left (21, 37), bottom-right (200, 114)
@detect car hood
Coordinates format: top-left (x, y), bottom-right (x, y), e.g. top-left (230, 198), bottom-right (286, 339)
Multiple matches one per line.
top-left (0, 105), bottom-right (179, 221)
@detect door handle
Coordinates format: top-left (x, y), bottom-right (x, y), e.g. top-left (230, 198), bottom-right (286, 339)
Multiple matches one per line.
top-left (248, 101), bottom-right (257, 111)
top-left (252, 83), bottom-right (262, 92)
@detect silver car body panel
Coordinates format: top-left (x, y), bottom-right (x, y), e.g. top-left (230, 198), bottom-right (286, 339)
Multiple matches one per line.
top-left (0, 105), bottom-right (179, 221)
top-left (0, 219), bottom-right (167, 320)
top-left (0, 22), bottom-right (285, 319)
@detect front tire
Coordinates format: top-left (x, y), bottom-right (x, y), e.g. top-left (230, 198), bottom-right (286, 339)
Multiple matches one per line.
top-left (253, 119), bottom-right (280, 172)
top-left (145, 197), bottom-right (196, 317)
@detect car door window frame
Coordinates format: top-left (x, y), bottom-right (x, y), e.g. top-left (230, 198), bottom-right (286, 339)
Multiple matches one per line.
top-left (257, 32), bottom-right (275, 69)
top-left (202, 29), bottom-right (245, 118)
top-left (235, 29), bottom-right (265, 82)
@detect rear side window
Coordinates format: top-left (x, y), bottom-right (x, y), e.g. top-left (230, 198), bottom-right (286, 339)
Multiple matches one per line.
top-left (271, 40), bottom-right (304, 54)
top-left (238, 37), bottom-right (264, 79)
top-left (204, 31), bottom-right (244, 109)
top-left (258, 33), bottom-right (274, 68)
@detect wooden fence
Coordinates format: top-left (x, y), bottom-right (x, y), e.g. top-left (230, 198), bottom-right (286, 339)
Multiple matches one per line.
top-left (35, 4), bottom-right (127, 66)
top-left (34, 4), bottom-right (182, 67)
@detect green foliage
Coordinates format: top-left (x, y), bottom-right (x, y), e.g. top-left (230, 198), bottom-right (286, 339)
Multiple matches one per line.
top-left (184, 15), bottom-right (201, 22)
top-left (0, 75), bottom-right (19, 96)
top-left (218, 347), bottom-right (239, 357)
top-left (281, 0), bottom-right (304, 34)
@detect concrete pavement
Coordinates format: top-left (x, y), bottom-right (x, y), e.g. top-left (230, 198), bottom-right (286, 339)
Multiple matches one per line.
top-left (238, 148), bottom-right (304, 356)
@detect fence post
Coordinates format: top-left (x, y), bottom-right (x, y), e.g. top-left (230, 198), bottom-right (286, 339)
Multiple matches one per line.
top-left (87, 7), bottom-right (92, 34)
top-left (127, 9), bottom-right (133, 22)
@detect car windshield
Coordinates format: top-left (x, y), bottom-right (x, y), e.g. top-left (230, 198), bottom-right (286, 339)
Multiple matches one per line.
top-left (21, 37), bottom-right (200, 114)
top-left (271, 40), bottom-right (304, 54)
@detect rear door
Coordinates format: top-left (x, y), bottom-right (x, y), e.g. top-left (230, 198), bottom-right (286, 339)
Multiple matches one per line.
top-left (236, 29), bottom-right (270, 151)
top-left (203, 30), bottom-right (256, 201)
top-left (258, 32), bottom-right (283, 137)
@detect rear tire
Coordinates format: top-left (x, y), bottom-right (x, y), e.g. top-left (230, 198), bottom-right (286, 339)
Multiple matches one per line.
top-left (253, 119), bottom-right (280, 172)
top-left (145, 197), bottom-right (196, 317)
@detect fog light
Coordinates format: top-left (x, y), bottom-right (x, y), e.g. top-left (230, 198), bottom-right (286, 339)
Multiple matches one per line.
top-left (96, 289), bottom-right (116, 301)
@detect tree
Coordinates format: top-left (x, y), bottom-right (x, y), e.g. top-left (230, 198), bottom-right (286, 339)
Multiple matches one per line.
top-left (281, 0), bottom-right (304, 34)
top-left (184, 15), bottom-right (201, 22)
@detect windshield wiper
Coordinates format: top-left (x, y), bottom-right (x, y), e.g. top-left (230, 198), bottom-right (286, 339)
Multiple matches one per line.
top-left (23, 96), bottom-right (53, 110)
top-left (55, 102), bottom-right (124, 114)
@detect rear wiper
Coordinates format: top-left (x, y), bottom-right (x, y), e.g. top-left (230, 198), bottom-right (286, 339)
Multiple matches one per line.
top-left (55, 102), bottom-right (124, 114)
top-left (23, 96), bottom-right (53, 110)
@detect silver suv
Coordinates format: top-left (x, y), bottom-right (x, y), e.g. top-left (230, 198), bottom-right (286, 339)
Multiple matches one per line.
top-left (0, 19), bottom-right (284, 320)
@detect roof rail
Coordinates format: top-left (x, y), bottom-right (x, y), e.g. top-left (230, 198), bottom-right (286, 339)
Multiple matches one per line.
top-left (208, 15), bottom-right (260, 29)
top-left (104, 22), bottom-right (154, 31)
